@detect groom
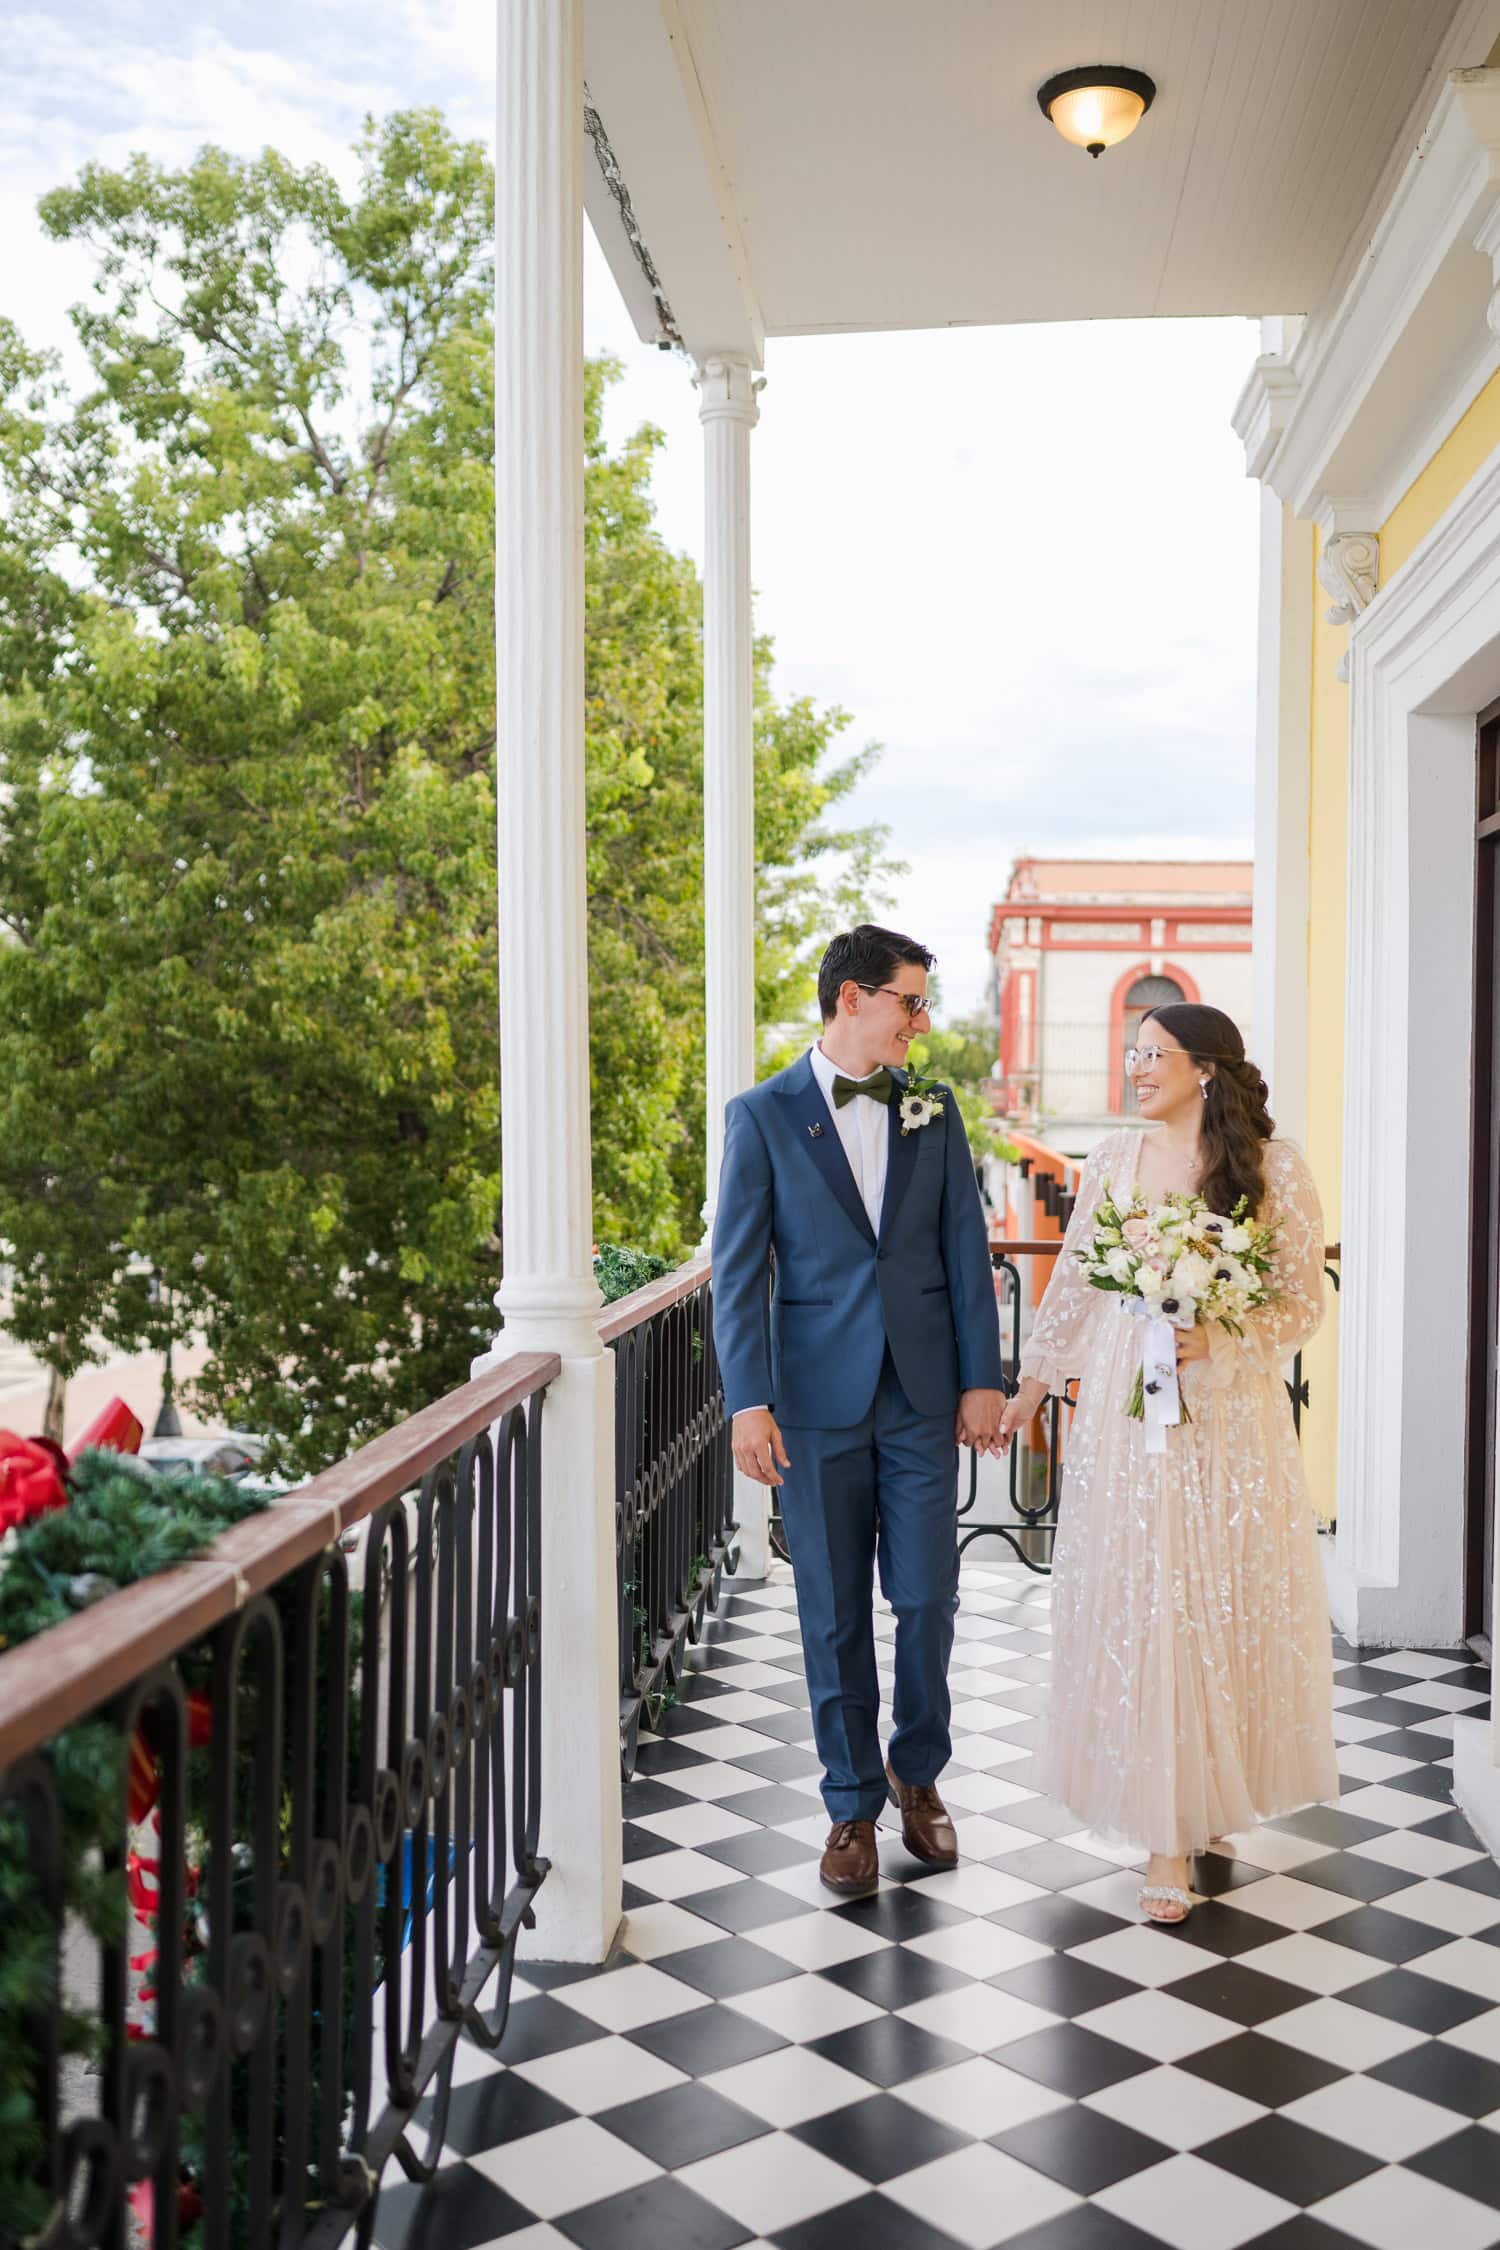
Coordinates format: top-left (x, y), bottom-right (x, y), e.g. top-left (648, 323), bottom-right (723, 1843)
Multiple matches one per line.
top-left (712, 925), bottom-right (1005, 1896)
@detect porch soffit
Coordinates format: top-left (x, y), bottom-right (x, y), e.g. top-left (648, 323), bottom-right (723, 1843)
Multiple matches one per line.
top-left (582, 0), bottom-right (1465, 363)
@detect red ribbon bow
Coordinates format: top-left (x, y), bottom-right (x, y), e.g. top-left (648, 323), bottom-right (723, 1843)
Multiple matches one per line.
top-left (0, 1431), bottom-right (69, 1536)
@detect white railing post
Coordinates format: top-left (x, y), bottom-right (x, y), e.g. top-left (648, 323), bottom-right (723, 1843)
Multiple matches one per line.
top-left (492, 0), bottom-right (620, 1960)
top-left (697, 353), bottom-right (768, 1577)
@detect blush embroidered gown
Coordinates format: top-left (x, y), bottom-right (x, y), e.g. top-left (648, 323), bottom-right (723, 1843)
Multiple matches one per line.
top-left (1020, 1131), bottom-right (1339, 1854)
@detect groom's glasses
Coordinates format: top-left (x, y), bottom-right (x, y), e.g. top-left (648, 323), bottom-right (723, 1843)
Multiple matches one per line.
top-left (1125, 1044), bottom-right (1188, 1073)
top-left (858, 984), bottom-right (931, 1020)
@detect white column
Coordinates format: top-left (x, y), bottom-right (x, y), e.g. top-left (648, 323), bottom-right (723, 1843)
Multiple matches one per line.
top-left (494, 0), bottom-right (619, 1959)
top-left (697, 356), bottom-right (771, 1581)
top-left (1251, 488), bottom-right (1314, 1145)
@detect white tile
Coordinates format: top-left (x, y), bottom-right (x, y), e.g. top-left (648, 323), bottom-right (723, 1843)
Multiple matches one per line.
top-left (1066, 1868), bottom-right (1176, 1920)
top-left (703, 2045), bottom-right (873, 2127)
top-left (553, 1962), bottom-right (709, 2033)
top-left (769, 1816), bottom-right (845, 1855)
top-left (1336, 1745), bottom-right (1424, 1784)
top-left (468, 2116), bottom-right (660, 2218)
top-left (1411, 1938), bottom-right (1500, 2006)
top-left (1338, 1784), bottom-right (1462, 1829)
top-left (942, 1774), bottom-right (1041, 1821)
top-left (905, 1921), bottom-right (1051, 1978)
top-left (1057, 1829), bottom-right (1149, 1870)
top-left (676, 2133), bottom-right (861, 2235)
top-left (1068, 1925), bottom-right (1206, 1989)
top-left (1216, 1874), bottom-right (1351, 1931)
top-left (1259, 1996), bottom-right (1426, 2070)
top-left (618, 1901), bottom-right (724, 1960)
top-left (726, 1975), bottom-right (882, 2043)
top-left (694, 1690), bottom-right (795, 1723)
top-left (1441, 2007), bottom-right (1500, 2063)
top-left (898, 1982), bottom-right (1059, 2052)
top-left (1372, 1651), bottom-right (1477, 1679)
top-left (492, 2228), bottom-right (578, 2250)
top-left (624, 1849), bottom-right (749, 1901)
top-left (1085, 2063), bottom-right (1267, 2151)
top-left (1333, 1709), bottom-right (1408, 1744)
top-left (449, 2029), bottom-right (509, 2085)
top-left (1410, 1714), bottom-right (1460, 1741)
top-left (718, 1637), bottom-right (807, 1664)
top-left (1212, 1827), bottom-right (1334, 1873)
top-left (1388, 1680), bottom-right (1490, 1711)
top-left (1381, 1880), bottom-right (1500, 1937)
top-left (512, 2033), bottom-right (687, 2114)
top-left (882, 2144), bottom-right (1080, 2249)
top-left (679, 1722), bottom-right (795, 1760)
top-left (653, 1760), bottom-right (765, 1803)
top-left (1347, 1830), bottom-right (1483, 1878)
top-left (743, 1914), bottom-right (893, 1972)
top-left (1075, 1988), bottom-right (1240, 2064)
top-left (1230, 1931), bottom-right (1384, 1994)
top-left (1310, 2166), bottom-right (1500, 2250)
top-left (677, 1658), bottom-right (800, 1689)
top-left (633, 1801), bottom-right (759, 1849)
top-left (1095, 2152), bottom-right (1297, 2250)
top-left (760, 1858), bottom-right (893, 1909)
top-left (1282, 2073), bottom-right (1468, 2160)
top-left (959, 1735), bottom-right (1035, 1769)
top-left (905, 1863), bottom-right (1048, 1916)
top-left (892, 2054), bottom-right (1070, 2136)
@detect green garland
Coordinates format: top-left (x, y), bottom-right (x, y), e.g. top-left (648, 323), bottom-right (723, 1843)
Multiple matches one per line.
top-left (593, 1242), bottom-right (675, 1305)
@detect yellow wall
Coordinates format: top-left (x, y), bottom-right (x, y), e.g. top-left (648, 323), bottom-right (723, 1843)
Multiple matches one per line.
top-left (1299, 367), bottom-right (1500, 1518)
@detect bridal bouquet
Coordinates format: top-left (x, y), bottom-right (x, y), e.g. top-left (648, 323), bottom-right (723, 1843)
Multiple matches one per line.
top-left (1076, 1186), bottom-right (1277, 1451)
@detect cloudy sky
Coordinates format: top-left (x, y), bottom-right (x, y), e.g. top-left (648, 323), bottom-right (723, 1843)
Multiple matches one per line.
top-left (4, 1), bottom-right (1260, 1017)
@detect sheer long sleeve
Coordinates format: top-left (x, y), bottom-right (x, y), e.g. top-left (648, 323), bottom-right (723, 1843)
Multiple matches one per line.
top-left (1017, 1135), bottom-right (1126, 1394)
top-left (1204, 1139), bottom-right (1326, 1390)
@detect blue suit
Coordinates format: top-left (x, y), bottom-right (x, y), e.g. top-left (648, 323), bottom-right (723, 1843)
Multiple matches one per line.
top-left (712, 1052), bottom-right (1003, 1822)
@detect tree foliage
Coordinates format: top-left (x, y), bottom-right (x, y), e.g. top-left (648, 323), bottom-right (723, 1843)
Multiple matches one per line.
top-left (0, 113), bottom-right (895, 1470)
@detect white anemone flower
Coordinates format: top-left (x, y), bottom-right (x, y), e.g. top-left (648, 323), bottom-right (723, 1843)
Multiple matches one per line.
top-left (900, 1093), bottom-right (934, 1131)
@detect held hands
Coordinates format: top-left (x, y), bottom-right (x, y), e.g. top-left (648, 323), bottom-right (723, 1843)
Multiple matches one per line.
top-left (997, 1376), bottom-right (1050, 1453)
top-left (1174, 1325), bottom-right (1211, 1365)
top-left (732, 1408), bottom-right (790, 1487)
top-left (956, 1387), bottom-right (1007, 1456)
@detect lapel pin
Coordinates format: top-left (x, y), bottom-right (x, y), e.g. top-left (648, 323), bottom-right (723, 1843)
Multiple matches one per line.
top-left (808, 1123), bottom-right (824, 1138)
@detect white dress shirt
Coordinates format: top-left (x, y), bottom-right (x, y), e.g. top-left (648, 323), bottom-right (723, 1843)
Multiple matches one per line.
top-left (809, 1041), bottom-right (889, 1238)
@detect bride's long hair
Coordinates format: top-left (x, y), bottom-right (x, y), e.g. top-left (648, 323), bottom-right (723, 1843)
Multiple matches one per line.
top-left (1144, 1003), bottom-right (1275, 1217)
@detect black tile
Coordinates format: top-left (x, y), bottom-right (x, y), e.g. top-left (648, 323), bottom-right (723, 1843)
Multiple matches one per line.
top-left (752, 1678), bottom-right (814, 1709)
top-left (819, 1945), bottom-right (971, 2012)
top-left (1358, 1728), bottom-right (1461, 1764)
top-left (597, 2080), bottom-right (770, 2168)
top-left (991, 2106), bottom-right (1172, 2195)
top-left (1163, 1962), bottom-right (1310, 2028)
top-left (731, 1744), bottom-right (824, 1783)
top-left (558, 2172), bottom-right (750, 2250)
top-left (989, 2022), bottom-right (1154, 2097)
top-left (627, 2006), bottom-right (789, 2076)
top-left (831, 1885), bottom-right (970, 1941)
top-left (1269, 1806), bottom-right (1385, 1849)
top-left (983, 1681), bottom-right (1050, 1716)
top-left (1312, 1905), bottom-right (1451, 1964)
top-left (1379, 1761), bottom-right (1461, 1802)
top-left (992, 1841), bottom-right (1121, 1891)
top-left (722, 1784), bottom-right (823, 1827)
top-left (624, 1776), bottom-right (708, 1820)
top-left (1340, 1967), bottom-right (1496, 2035)
top-left (686, 1882), bottom-right (817, 1935)
top-left (635, 1738), bottom-right (717, 1777)
top-left (1234, 2220), bottom-right (1378, 2250)
top-left (373, 2162), bottom-right (535, 2250)
top-left (984, 1794), bottom-right (1080, 1839)
top-left (990, 1896), bottom-right (1130, 1951)
top-left (988, 1954), bottom-right (1140, 2020)
top-left (624, 1822), bottom-right (682, 1863)
top-left (698, 1827), bottom-right (812, 1877)
top-left (1179, 2030), bottom-right (1347, 2108)
top-left (1290, 1853), bottom-right (1422, 1903)
top-left (989, 2205), bottom-right (1173, 2250)
top-left (989, 1754), bottom-right (1045, 1792)
top-left (1155, 1899), bottom-right (1283, 1959)
top-left (1443, 1854), bottom-right (1500, 1900)
top-left (515, 1953), bottom-right (628, 1991)
top-left (1186, 1855), bottom-right (1269, 1899)
top-left (1334, 1694), bottom-right (1440, 1726)
top-left (1411, 1810), bottom-right (1486, 1852)
top-left (1196, 2113), bottom-right (1380, 2204)
top-left (789, 2092), bottom-right (972, 2184)
top-left (1369, 2039), bottom-right (1500, 2118)
top-left (734, 1706), bottom-right (819, 1746)
top-left (1406, 2124), bottom-right (1500, 2210)
top-left (772, 2189), bottom-right (959, 2250)
top-left (806, 2013), bottom-right (972, 2086)
top-left (419, 2070), bottom-right (573, 2155)
top-left (658, 1940), bottom-right (801, 2000)
top-left (1330, 1664), bottom-right (1426, 1693)
top-left (492, 1994), bottom-right (612, 2063)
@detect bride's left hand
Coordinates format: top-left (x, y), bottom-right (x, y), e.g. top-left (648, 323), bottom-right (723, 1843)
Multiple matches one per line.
top-left (1175, 1324), bottom-right (1210, 1364)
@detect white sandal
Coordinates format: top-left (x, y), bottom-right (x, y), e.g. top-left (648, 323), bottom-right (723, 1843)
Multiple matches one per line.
top-left (1139, 1883), bottom-right (1194, 1923)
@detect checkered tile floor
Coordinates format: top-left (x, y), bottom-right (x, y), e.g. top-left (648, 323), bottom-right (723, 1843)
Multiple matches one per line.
top-left (374, 1560), bottom-right (1500, 2250)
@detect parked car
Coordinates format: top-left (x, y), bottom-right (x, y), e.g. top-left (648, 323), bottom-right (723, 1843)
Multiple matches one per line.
top-left (138, 1432), bottom-right (289, 1489)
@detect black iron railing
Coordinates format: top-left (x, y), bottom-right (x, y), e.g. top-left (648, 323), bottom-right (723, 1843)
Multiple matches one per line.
top-left (602, 1257), bottom-right (737, 1778)
top-left (0, 1349), bottom-right (556, 2250)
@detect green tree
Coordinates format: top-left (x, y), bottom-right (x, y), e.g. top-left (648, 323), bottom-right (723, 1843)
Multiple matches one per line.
top-left (908, 1014), bottom-right (1003, 1142)
top-left (0, 114), bottom-right (894, 1472)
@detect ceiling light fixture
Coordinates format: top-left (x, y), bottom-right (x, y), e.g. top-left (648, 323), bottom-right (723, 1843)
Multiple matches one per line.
top-left (1037, 66), bottom-right (1156, 158)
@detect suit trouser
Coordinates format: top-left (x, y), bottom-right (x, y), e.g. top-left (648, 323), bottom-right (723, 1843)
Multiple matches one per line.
top-left (776, 1351), bottom-right (960, 1824)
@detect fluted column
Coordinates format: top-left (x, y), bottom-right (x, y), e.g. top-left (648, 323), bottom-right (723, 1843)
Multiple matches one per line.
top-left (496, 0), bottom-right (601, 1362)
top-left (493, 0), bottom-right (619, 1961)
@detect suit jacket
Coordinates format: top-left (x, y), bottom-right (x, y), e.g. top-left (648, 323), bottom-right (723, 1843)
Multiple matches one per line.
top-left (711, 1052), bottom-right (1004, 1430)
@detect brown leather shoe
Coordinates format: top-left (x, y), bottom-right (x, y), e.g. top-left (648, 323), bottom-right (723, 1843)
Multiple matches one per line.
top-left (820, 1819), bottom-right (879, 1896)
top-left (885, 1762), bottom-right (958, 1867)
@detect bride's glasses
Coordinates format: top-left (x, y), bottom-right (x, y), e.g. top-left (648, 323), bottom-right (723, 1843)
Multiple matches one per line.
top-left (858, 984), bottom-right (931, 1020)
top-left (1124, 1043), bottom-right (1187, 1073)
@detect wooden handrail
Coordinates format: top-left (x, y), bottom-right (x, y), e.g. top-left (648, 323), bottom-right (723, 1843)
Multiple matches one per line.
top-left (0, 1348), bottom-right (560, 1767)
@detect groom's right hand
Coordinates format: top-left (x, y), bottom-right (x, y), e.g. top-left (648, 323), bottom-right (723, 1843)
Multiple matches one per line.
top-left (733, 1408), bottom-right (791, 1487)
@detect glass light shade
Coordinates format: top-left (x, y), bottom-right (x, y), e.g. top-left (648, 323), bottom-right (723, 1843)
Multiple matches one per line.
top-left (1038, 69), bottom-right (1156, 157)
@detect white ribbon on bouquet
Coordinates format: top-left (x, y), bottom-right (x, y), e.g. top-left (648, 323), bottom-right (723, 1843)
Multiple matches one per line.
top-left (1124, 1298), bottom-right (1182, 1455)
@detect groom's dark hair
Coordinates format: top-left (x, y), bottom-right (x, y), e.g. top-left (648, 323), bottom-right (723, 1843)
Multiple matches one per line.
top-left (818, 924), bottom-right (935, 1022)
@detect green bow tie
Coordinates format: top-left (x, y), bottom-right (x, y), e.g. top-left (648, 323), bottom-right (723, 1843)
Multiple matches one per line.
top-left (832, 1068), bottom-right (894, 1109)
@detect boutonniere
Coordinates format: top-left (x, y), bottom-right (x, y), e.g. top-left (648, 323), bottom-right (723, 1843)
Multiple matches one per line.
top-left (898, 1069), bottom-right (946, 1135)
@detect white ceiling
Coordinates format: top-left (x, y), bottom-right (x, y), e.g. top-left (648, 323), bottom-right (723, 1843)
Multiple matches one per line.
top-left (583, 0), bottom-right (1473, 360)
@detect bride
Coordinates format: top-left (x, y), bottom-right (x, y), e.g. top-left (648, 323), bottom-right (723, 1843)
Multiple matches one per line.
top-left (999, 1003), bottom-right (1338, 1922)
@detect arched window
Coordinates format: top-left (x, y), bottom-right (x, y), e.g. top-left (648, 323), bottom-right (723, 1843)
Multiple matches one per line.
top-left (1122, 974), bottom-right (1185, 1112)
